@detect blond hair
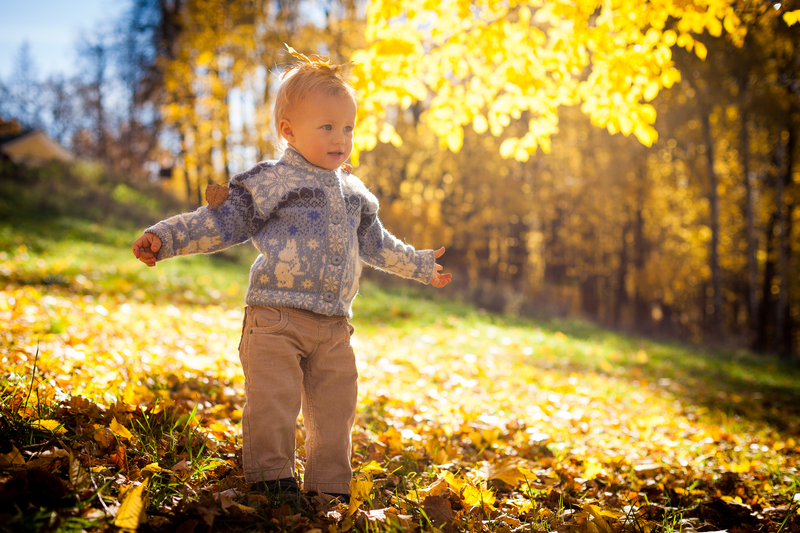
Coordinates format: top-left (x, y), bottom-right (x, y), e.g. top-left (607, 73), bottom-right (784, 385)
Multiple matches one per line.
top-left (272, 53), bottom-right (357, 148)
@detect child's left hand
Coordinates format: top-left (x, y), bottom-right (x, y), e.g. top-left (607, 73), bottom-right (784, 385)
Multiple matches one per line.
top-left (430, 247), bottom-right (452, 288)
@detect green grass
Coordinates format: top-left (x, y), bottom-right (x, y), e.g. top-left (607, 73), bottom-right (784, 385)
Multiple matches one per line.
top-left (1, 215), bottom-right (259, 306)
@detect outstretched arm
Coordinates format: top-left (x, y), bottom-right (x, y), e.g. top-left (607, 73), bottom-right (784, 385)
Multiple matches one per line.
top-left (430, 246), bottom-right (452, 288)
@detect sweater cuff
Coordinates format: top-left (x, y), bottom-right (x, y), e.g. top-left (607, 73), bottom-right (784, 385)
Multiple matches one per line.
top-left (414, 249), bottom-right (435, 285)
top-left (143, 226), bottom-right (173, 261)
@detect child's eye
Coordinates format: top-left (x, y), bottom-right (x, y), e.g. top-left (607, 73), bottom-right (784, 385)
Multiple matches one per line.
top-left (344, 126), bottom-right (353, 133)
top-left (322, 125), bottom-right (332, 130)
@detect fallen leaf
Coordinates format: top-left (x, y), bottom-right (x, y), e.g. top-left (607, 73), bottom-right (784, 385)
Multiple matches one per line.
top-left (358, 460), bottom-right (385, 475)
top-left (348, 474), bottom-right (374, 516)
top-left (93, 424), bottom-right (115, 448)
top-left (32, 419), bottom-right (66, 434)
top-left (115, 482), bottom-right (148, 531)
top-left (109, 445), bottom-right (127, 470)
top-left (422, 494), bottom-right (454, 528)
top-left (171, 459), bottom-right (192, 482)
top-left (69, 452), bottom-right (89, 490)
top-left (110, 417), bottom-right (134, 441)
top-left (0, 446), bottom-right (25, 467)
top-left (487, 456), bottom-right (527, 486)
top-left (25, 447), bottom-right (69, 469)
top-left (584, 457), bottom-right (604, 480)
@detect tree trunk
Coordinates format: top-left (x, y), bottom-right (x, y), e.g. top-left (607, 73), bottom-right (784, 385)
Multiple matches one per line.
top-left (701, 108), bottom-right (724, 336)
top-left (776, 123), bottom-right (795, 357)
top-left (739, 69), bottom-right (759, 336)
top-left (755, 210), bottom-right (776, 352)
top-left (614, 221), bottom-right (629, 327)
top-left (633, 157), bottom-right (649, 329)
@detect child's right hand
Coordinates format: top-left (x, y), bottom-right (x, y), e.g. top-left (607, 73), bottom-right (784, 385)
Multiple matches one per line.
top-left (132, 233), bottom-right (162, 267)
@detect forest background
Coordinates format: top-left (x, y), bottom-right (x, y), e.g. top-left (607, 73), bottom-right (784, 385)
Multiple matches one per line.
top-left (1, 0), bottom-right (798, 358)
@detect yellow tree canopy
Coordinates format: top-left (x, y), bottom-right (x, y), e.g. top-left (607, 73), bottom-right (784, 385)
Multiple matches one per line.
top-left (350, 0), bottom-right (747, 162)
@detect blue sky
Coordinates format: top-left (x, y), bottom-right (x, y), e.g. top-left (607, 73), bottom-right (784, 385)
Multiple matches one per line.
top-left (0, 0), bottom-right (127, 79)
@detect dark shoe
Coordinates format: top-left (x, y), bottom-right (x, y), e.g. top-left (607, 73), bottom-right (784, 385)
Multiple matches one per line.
top-left (251, 477), bottom-right (301, 499)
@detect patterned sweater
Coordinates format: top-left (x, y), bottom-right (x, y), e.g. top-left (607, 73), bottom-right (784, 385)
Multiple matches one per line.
top-left (145, 146), bottom-right (434, 317)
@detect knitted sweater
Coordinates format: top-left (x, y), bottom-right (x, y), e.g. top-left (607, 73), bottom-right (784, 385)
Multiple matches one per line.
top-left (145, 146), bottom-right (434, 317)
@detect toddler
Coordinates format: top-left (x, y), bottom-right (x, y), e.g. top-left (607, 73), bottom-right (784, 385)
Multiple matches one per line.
top-left (132, 49), bottom-right (451, 501)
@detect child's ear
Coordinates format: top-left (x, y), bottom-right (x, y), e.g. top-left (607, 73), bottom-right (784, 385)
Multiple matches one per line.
top-left (279, 119), bottom-right (294, 142)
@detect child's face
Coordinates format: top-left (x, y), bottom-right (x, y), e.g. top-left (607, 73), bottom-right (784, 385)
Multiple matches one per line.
top-left (280, 90), bottom-right (356, 170)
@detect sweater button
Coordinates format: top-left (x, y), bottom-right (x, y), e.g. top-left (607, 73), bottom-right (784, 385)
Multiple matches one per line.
top-left (331, 254), bottom-right (343, 266)
top-left (331, 213), bottom-right (343, 224)
top-left (323, 176), bottom-right (335, 187)
top-left (323, 291), bottom-right (336, 302)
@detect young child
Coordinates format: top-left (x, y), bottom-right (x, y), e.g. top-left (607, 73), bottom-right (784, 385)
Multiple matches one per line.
top-left (132, 49), bottom-right (451, 502)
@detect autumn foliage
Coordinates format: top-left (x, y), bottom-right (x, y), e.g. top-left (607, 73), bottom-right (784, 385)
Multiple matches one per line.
top-left (1, 0), bottom-right (800, 530)
top-left (2, 163), bottom-right (800, 531)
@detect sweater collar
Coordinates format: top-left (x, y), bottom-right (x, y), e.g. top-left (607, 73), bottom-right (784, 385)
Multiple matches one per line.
top-left (280, 145), bottom-right (340, 178)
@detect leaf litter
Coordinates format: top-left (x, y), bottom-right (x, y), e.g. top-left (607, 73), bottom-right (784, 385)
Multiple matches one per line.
top-left (2, 256), bottom-right (800, 532)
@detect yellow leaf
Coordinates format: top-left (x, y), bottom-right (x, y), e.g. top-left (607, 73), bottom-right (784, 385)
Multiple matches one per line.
top-left (694, 41), bottom-right (708, 60)
top-left (412, 477), bottom-right (450, 502)
top-left (115, 483), bottom-right (148, 531)
top-left (197, 50), bottom-right (214, 66)
top-left (445, 127), bottom-right (464, 152)
top-left (347, 474), bottom-right (373, 516)
top-left (677, 33), bottom-right (694, 50)
top-left (32, 419), bottom-right (66, 434)
top-left (643, 82), bottom-right (659, 102)
top-left (584, 457), bottom-right (604, 480)
top-left (358, 460), bottom-right (385, 475)
top-left (110, 418), bottom-right (134, 441)
top-left (634, 123), bottom-right (658, 146)
top-left (619, 115), bottom-right (634, 136)
top-left (142, 463), bottom-right (164, 475)
top-left (724, 13), bottom-right (741, 33)
top-left (441, 471), bottom-right (465, 492)
top-left (783, 10), bottom-right (800, 26)
top-left (473, 114), bottom-right (488, 134)
top-left (380, 427), bottom-right (403, 454)
top-left (583, 503), bottom-right (614, 532)
top-left (462, 484), bottom-right (496, 509)
top-left (499, 138), bottom-right (517, 158)
top-left (486, 457), bottom-right (526, 486)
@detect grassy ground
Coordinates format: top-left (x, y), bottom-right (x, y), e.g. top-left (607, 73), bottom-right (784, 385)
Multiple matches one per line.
top-left (2, 212), bottom-right (800, 532)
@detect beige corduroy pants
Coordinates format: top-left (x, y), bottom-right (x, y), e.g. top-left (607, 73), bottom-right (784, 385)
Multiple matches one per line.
top-left (238, 305), bottom-right (358, 495)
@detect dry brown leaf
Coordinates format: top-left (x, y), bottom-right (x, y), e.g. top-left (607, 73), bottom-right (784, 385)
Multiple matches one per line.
top-left (205, 184), bottom-right (229, 209)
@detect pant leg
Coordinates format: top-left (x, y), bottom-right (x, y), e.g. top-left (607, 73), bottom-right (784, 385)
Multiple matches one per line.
top-left (301, 318), bottom-right (358, 495)
top-left (239, 306), bottom-right (304, 483)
